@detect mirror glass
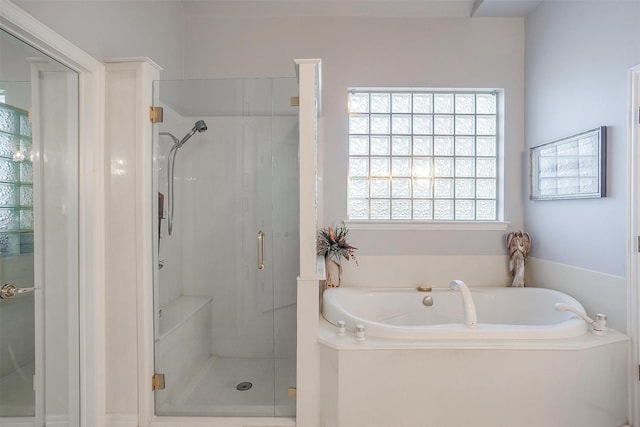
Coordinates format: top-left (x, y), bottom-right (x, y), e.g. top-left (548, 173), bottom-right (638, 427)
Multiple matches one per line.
top-left (0, 28), bottom-right (80, 426)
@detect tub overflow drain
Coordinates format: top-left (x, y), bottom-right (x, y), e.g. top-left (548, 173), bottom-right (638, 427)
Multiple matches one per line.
top-left (236, 382), bottom-right (253, 391)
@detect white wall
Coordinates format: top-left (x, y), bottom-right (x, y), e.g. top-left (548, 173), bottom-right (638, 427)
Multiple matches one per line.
top-left (14, 0), bottom-right (185, 79)
top-left (524, 1), bottom-right (640, 277)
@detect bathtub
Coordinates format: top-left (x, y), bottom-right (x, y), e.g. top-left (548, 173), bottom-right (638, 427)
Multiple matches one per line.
top-left (322, 286), bottom-right (588, 339)
top-left (319, 285), bottom-right (628, 427)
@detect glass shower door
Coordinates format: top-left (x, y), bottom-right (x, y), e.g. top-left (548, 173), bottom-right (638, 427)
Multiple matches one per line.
top-left (152, 77), bottom-right (298, 418)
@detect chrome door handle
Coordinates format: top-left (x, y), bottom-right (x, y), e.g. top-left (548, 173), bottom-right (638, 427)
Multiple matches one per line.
top-left (0, 283), bottom-right (39, 299)
top-left (257, 230), bottom-right (265, 270)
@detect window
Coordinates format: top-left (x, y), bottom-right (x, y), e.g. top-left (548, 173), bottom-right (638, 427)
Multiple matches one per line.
top-left (0, 103), bottom-right (33, 256)
top-left (347, 89), bottom-right (499, 221)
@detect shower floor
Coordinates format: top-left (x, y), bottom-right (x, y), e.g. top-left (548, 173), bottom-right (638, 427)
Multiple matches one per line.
top-left (157, 356), bottom-right (296, 417)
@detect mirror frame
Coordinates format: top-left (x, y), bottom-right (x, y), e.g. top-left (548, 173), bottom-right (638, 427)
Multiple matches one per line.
top-left (530, 126), bottom-right (607, 201)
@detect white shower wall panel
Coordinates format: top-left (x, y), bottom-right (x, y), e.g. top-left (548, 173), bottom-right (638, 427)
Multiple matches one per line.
top-left (178, 115), bottom-right (239, 297)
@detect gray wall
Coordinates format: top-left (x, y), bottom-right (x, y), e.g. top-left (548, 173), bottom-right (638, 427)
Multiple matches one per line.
top-left (524, 1), bottom-right (640, 277)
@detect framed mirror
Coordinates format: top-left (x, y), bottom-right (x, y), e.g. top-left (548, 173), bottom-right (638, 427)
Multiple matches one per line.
top-left (530, 126), bottom-right (606, 200)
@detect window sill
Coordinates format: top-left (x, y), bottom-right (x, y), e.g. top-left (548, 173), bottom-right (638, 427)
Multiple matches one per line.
top-left (344, 220), bottom-right (511, 231)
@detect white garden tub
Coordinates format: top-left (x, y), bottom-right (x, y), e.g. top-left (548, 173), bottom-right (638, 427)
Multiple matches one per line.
top-left (322, 286), bottom-right (588, 340)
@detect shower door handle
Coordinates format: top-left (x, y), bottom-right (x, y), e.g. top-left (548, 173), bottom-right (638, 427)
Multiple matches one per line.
top-left (257, 230), bottom-right (265, 270)
top-left (1, 283), bottom-right (39, 299)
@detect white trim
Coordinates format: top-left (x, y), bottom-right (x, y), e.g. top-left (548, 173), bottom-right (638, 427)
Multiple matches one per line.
top-left (295, 58), bottom-right (322, 280)
top-left (0, 2), bottom-right (106, 426)
top-left (0, 419), bottom-right (36, 427)
top-left (104, 414), bottom-right (139, 427)
top-left (103, 56), bottom-right (163, 71)
top-left (627, 63), bottom-right (640, 427)
top-left (294, 58), bottom-right (322, 427)
top-left (149, 418), bottom-right (295, 427)
top-left (345, 220), bottom-right (510, 231)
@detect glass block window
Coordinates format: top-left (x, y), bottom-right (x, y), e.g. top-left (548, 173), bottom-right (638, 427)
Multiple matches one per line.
top-left (0, 103), bottom-right (33, 256)
top-left (348, 89), bottom-right (499, 221)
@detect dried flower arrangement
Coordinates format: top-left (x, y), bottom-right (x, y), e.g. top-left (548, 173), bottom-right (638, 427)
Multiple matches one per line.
top-left (317, 223), bottom-right (357, 288)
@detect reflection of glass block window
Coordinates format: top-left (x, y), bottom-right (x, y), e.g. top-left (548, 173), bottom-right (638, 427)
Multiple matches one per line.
top-left (348, 90), bottom-right (499, 221)
top-left (0, 103), bottom-right (33, 256)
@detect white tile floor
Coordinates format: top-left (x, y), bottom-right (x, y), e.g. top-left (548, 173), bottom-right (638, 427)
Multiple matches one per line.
top-left (157, 356), bottom-right (296, 417)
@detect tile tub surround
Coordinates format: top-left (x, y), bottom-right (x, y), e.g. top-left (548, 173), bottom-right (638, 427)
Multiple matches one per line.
top-left (340, 255), bottom-right (512, 288)
top-left (525, 257), bottom-right (627, 333)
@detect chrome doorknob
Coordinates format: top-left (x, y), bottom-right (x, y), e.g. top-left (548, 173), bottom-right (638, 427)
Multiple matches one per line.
top-left (0, 283), bottom-right (38, 299)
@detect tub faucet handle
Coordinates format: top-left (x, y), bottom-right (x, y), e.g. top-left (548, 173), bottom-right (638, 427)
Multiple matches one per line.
top-left (595, 314), bottom-right (607, 332)
top-left (337, 320), bottom-right (347, 336)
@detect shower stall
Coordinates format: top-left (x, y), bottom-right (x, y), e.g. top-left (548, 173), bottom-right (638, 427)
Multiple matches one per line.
top-left (151, 77), bottom-right (299, 417)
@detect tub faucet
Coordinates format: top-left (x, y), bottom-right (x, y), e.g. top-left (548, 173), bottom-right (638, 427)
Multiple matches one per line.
top-left (449, 280), bottom-right (478, 327)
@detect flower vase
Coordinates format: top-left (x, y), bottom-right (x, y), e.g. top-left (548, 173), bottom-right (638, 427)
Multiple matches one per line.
top-left (324, 257), bottom-right (342, 289)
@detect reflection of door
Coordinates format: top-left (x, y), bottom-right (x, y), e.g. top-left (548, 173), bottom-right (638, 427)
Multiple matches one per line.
top-left (0, 101), bottom-right (37, 421)
top-left (0, 29), bottom-right (79, 426)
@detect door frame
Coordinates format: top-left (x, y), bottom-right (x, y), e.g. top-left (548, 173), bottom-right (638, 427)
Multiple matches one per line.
top-left (0, 1), bottom-right (106, 426)
top-left (627, 63), bottom-right (640, 427)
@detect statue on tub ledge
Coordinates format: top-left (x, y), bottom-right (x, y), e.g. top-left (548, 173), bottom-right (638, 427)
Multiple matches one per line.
top-left (506, 231), bottom-right (531, 287)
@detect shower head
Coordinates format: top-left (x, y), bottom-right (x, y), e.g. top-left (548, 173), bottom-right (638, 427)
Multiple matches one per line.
top-left (164, 119), bottom-right (208, 237)
top-left (193, 120), bottom-right (208, 133)
top-left (178, 120), bottom-right (208, 146)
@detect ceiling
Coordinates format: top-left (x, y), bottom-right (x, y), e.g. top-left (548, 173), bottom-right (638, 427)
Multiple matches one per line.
top-left (471, 0), bottom-right (543, 17)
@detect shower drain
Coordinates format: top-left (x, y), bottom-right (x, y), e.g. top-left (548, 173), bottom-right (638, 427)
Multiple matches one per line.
top-left (236, 382), bottom-right (253, 391)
